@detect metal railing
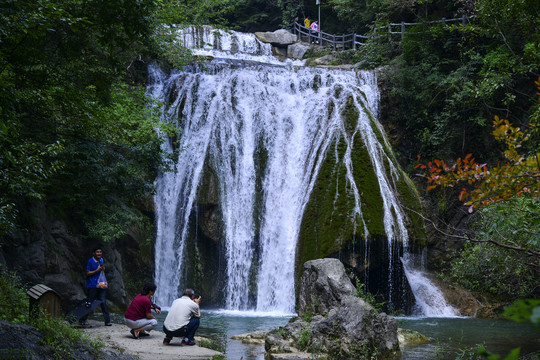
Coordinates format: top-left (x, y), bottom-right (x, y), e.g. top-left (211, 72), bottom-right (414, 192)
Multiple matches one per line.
top-left (292, 16), bottom-right (471, 49)
top-left (293, 22), bottom-right (368, 50)
top-left (376, 16), bottom-right (471, 40)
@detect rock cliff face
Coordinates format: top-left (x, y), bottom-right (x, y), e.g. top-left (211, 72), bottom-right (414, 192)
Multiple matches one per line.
top-left (266, 258), bottom-right (400, 359)
top-left (0, 204), bottom-right (153, 313)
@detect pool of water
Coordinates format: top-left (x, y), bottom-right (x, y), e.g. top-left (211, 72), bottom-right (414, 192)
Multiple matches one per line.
top-left (100, 312), bottom-right (539, 359)
top-left (398, 317), bottom-right (540, 359)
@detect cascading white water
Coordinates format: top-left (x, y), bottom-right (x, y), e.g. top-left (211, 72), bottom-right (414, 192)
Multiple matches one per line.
top-left (173, 25), bottom-right (302, 65)
top-left (402, 258), bottom-right (460, 317)
top-left (151, 27), bottom-right (458, 316)
top-left (151, 62), bottom-right (380, 313)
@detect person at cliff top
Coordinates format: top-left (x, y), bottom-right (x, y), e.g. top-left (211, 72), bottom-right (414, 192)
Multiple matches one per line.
top-left (124, 283), bottom-right (162, 339)
top-left (79, 246), bottom-right (111, 327)
top-left (304, 16), bottom-right (311, 28)
top-left (162, 288), bottom-right (201, 346)
top-left (310, 20), bottom-right (320, 44)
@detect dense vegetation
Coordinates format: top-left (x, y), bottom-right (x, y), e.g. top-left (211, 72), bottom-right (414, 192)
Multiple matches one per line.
top-left (0, 0), bottom-right (179, 240)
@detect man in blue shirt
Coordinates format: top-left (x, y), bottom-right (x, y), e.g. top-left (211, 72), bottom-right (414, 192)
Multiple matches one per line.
top-left (80, 246), bottom-right (112, 326)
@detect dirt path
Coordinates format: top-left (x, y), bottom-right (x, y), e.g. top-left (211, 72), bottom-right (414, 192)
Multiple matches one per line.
top-left (82, 320), bottom-right (223, 360)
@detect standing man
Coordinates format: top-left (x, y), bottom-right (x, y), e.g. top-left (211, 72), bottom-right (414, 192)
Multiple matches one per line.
top-left (80, 246), bottom-right (111, 327)
top-left (162, 289), bottom-right (201, 346)
top-left (124, 283), bottom-right (162, 339)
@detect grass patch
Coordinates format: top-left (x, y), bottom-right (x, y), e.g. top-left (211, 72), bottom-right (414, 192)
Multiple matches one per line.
top-left (198, 338), bottom-right (225, 353)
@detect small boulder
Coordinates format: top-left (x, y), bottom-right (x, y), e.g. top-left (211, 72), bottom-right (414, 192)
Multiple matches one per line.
top-left (397, 328), bottom-right (430, 346)
top-left (287, 43), bottom-right (310, 59)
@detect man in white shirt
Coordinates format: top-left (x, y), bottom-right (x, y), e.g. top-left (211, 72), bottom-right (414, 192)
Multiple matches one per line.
top-left (162, 288), bottom-right (201, 345)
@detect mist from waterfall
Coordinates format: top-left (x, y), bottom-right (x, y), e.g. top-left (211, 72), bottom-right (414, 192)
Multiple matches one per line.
top-left (150, 27), bottom-right (458, 317)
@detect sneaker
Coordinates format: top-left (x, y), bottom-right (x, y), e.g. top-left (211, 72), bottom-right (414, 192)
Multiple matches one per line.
top-left (163, 338), bottom-right (171, 345)
top-left (130, 329), bottom-right (140, 339)
top-left (79, 322), bottom-right (90, 328)
top-left (181, 340), bottom-right (196, 346)
top-left (105, 323), bottom-right (112, 326)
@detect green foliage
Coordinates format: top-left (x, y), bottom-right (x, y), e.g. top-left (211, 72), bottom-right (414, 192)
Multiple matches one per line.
top-left (443, 198), bottom-right (539, 299)
top-left (45, 83), bottom-right (176, 241)
top-left (356, 38), bottom-right (399, 68)
top-left (378, 0), bottom-right (539, 166)
top-left (301, 308), bottom-right (314, 323)
top-left (503, 299), bottom-right (540, 326)
top-left (356, 278), bottom-right (386, 312)
top-left (0, 0), bottom-right (184, 240)
top-left (477, 344), bottom-right (521, 360)
top-left (198, 338), bottom-right (226, 353)
top-left (296, 330), bottom-right (311, 351)
top-left (155, 0), bottom-right (235, 26)
top-left (0, 267), bottom-right (30, 324)
top-left (37, 316), bottom-right (102, 360)
top-left (453, 346), bottom-right (485, 360)
top-left (276, 328), bottom-right (287, 338)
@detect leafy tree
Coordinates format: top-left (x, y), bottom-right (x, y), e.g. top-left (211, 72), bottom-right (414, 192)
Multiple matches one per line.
top-left (155, 0), bottom-right (236, 26)
top-left (0, 0), bottom-right (177, 240)
top-left (416, 79), bottom-right (539, 257)
top-left (417, 80), bottom-right (539, 307)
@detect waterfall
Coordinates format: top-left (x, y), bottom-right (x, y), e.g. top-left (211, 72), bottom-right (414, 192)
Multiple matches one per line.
top-left (402, 258), bottom-right (460, 317)
top-left (150, 27), bottom-right (458, 317)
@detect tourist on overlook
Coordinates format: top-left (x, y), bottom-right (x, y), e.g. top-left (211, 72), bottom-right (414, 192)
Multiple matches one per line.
top-left (162, 288), bottom-right (201, 346)
top-left (310, 20), bottom-right (320, 44)
top-left (304, 16), bottom-right (311, 29)
top-left (79, 246), bottom-right (111, 327)
top-left (124, 283), bottom-right (162, 339)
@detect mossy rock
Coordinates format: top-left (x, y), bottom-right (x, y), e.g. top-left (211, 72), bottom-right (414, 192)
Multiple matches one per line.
top-left (397, 328), bottom-right (430, 346)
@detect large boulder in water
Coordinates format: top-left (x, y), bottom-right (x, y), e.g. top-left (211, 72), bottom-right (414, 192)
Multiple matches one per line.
top-left (267, 258), bottom-right (400, 359)
top-left (255, 29), bottom-right (297, 46)
top-left (298, 258), bottom-right (357, 315)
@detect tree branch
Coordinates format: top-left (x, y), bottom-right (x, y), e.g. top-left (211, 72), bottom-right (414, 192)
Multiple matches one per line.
top-left (403, 206), bottom-right (540, 257)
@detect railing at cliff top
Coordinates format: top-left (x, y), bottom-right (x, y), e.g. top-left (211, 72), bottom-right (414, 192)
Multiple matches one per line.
top-left (293, 15), bottom-right (471, 49)
top-left (293, 21), bottom-right (368, 50)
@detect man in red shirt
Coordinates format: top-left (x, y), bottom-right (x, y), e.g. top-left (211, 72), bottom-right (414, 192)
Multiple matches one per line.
top-left (124, 283), bottom-right (162, 339)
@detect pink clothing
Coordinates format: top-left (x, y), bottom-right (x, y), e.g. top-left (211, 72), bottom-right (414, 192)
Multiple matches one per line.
top-left (124, 294), bottom-right (151, 321)
top-left (310, 22), bottom-right (319, 31)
